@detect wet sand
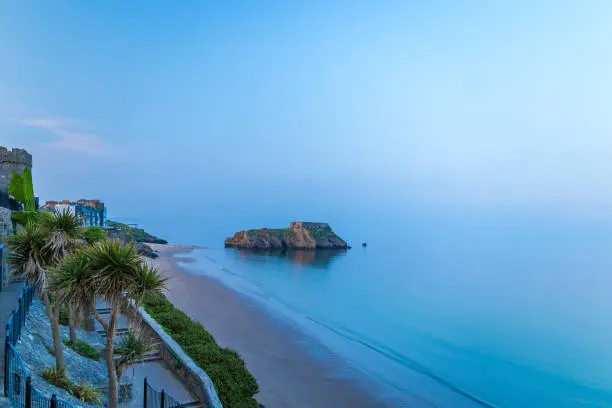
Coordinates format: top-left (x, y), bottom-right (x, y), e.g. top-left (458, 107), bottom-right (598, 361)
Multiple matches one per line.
top-left (147, 244), bottom-right (391, 408)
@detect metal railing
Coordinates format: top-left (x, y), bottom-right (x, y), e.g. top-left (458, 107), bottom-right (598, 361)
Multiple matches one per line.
top-left (4, 286), bottom-right (32, 347)
top-left (4, 288), bottom-right (189, 408)
top-left (1, 244), bottom-right (5, 293)
top-left (4, 286), bottom-right (75, 408)
top-left (144, 377), bottom-right (190, 408)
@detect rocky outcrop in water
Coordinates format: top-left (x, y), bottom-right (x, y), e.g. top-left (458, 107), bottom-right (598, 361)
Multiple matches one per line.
top-left (224, 222), bottom-right (349, 250)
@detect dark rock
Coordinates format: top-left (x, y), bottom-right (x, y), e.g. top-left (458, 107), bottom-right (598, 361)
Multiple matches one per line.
top-left (136, 242), bottom-right (158, 258)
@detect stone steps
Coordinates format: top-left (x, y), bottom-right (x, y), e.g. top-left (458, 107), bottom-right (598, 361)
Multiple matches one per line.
top-left (131, 350), bottom-right (162, 363)
top-left (95, 307), bottom-right (112, 315)
top-left (96, 327), bottom-right (129, 336)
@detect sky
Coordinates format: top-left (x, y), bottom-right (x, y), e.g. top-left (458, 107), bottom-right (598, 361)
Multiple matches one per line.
top-left (1, 1), bottom-right (612, 242)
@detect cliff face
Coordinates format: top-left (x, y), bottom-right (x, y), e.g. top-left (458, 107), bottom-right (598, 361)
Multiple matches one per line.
top-left (224, 222), bottom-right (349, 250)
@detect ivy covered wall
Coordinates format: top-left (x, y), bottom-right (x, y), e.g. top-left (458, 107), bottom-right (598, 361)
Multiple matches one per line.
top-left (8, 168), bottom-right (35, 211)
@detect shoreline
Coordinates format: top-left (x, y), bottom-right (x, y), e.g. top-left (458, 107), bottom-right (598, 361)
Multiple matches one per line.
top-left (147, 244), bottom-right (391, 408)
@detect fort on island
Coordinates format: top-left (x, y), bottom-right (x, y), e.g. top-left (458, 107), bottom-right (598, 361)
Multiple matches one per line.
top-left (225, 221), bottom-right (349, 249)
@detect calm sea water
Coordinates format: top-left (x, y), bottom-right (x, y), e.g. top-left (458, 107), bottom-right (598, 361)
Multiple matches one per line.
top-left (147, 210), bottom-right (612, 407)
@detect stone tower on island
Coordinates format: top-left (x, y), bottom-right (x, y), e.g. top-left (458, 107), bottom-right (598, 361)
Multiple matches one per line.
top-left (0, 146), bottom-right (33, 208)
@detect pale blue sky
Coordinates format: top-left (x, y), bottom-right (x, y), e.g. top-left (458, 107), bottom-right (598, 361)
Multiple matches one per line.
top-left (1, 1), bottom-right (612, 240)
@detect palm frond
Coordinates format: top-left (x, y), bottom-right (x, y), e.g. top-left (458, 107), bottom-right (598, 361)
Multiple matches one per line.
top-left (85, 240), bottom-right (142, 307)
top-left (114, 327), bottom-right (153, 378)
top-left (7, 221), bottom-right (53, 292)
top-left (49, 250), bottom-right (95, 318)
top-left (42, 208), bottom-right (83, 262)
top-left (130, 262), bottom-right (168, 306)
top-left (114, 328), bottom-right (153, 361)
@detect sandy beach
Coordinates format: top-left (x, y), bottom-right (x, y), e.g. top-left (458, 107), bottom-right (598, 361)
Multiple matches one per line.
top-left (147, 244), bottom-right (390, 408)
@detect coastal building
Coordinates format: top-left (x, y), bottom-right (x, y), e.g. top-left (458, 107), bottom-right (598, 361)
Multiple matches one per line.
top-left (42, 199), bottom-right (107, 227)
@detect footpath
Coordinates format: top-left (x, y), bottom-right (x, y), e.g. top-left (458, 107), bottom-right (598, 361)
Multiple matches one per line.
top-left (0, 281), bottom-right (25, 395)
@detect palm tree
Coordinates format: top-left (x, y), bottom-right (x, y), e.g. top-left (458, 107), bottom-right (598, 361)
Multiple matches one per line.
top-left (50, 250), bottom-right (94, 344)
top-left (84, 240), bottom-right (167, 408)
top-left (7, 221), bottom-right (66, 369)
top-left (8, 209), bottom-right (83, 371)
top-left (114, 328), bottom-right (153, 401)
top-left (43, 208), bottom-right (84, 347)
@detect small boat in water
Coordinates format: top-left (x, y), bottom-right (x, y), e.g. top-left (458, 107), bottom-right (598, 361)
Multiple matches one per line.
top-left (362, 242), bottom-right (367, 247)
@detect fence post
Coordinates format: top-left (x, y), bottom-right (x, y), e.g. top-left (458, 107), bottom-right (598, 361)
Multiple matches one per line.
top-left (4, 327), bottom-right (9, 396)
top-left (19, 294), bottom-right (23, 334)
top-left (22, 289), bottom-right (26, 330)
top-left (12, 314), bottom-right (16, 346)
top-left (17, 297), bottom-right (22, 337)
top-left (161, 389), bottom-right (165, 408)
top-left (0, 244), bottom-right (3, 293)
top-left (143, 377), bottom-right (148, 408)
top-left (11, 314), bottom-right (15, 346)
top-left (25, 376), bottom-right (32, 408)
top-left (50, 394), bottom-right (57, 408)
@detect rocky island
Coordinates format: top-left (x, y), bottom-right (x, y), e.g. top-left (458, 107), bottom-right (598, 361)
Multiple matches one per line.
top-left (225, 222), bottom-right (350, 250)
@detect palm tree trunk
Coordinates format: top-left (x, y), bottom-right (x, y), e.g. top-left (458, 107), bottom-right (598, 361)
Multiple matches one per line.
top-left (66, 305), bottom-right (78, 344)
top-left (44, 295), bottom-right (65, 370)
top-left (105, 310), bottom-right (119, 408)
top-left (83, 302), bottom-right (96, 332)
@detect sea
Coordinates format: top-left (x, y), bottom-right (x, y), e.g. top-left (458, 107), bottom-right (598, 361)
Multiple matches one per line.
top-left (124, 208), bottom-right (612, 407)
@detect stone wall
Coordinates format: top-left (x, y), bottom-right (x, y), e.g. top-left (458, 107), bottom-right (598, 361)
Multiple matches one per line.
top-left (0, 146), bottom-right (33, 209)
top-left (290, 221), bottom-right (330, 230)
top-left (0, 207), bottom-right (12, 239)
top-left (0, 207), bottom-right (12, 289)
top-left (135, 306), bottom-right (223, 408)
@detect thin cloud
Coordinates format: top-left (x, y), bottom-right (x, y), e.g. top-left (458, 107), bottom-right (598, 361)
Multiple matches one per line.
top-left (21, 118), bottom-right (121, 158)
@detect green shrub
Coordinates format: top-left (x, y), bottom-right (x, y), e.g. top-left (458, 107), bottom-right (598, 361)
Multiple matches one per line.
top-left (8, 172), bottom-right (25, 203)
top-left (72, 382), bottom-right (102, 404)
top-left (8, 169), bottom-right (35, 211)
top-left (63, 339), bottom-right (101, 360)
top-left (143, 292), bottom-right (259, 408)
top-left (82, 226), bottom-right (106, 244)
top-left (11, 210), bottom-right (51, 227)
top-left (22, 168), bottom-right (35, 211)
top-left (41, 366), bottom-right (75, 391)
top-left (11, 211), bottom-right (35, 227)
top-left (41, 367), bottom-right (101, 404)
